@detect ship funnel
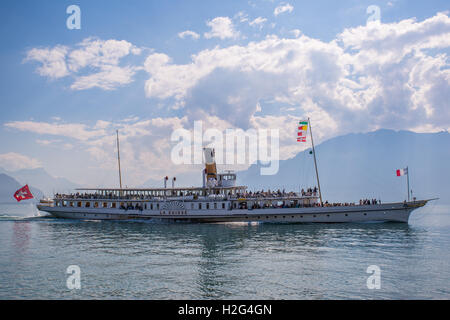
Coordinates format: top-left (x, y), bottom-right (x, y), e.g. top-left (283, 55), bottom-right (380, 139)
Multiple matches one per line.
top-left (203, 148), bottom-right (218, 188)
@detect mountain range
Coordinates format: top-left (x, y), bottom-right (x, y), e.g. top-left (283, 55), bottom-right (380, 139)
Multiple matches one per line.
top-left (0, 173), bottom-right (43, 203)
top-left (237, 129), bottom-right (450, 204)
top-left (0, 167), bottom-right (80, 200)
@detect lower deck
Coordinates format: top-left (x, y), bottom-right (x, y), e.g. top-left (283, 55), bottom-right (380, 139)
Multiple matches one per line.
top-left (37, 200), bottom-right (428, 223)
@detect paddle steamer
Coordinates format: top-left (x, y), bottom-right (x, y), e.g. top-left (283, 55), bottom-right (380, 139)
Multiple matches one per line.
top-left (37, 121), bottom-right (432, 223)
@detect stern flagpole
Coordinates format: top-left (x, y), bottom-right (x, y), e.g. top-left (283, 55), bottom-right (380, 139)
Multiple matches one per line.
top-left (407, 166), bottom-right (410, 202)
top-left (308, 118), bottom-right (323, 206)
top-left (116, 130), bottom-right (123, 190)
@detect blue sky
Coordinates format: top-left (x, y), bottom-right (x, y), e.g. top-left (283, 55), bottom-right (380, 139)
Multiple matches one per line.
top-left (0, 0), bottom-right (449, 188)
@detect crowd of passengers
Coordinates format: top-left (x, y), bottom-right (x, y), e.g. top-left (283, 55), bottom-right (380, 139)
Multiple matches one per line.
top-left (360, 198), bottom-right (381, 205)
top-left (54, 188), bottom-right (308, 201)
top-left (53, 191), bottom-right (382, 208)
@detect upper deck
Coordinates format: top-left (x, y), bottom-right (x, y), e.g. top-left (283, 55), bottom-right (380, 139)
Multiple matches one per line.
top-left (53, 185), bottom-right (319, 203)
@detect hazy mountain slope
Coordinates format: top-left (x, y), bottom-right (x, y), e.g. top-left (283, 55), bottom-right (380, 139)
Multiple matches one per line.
top-left (0, 167), bottom-right (80, 196)
top-left (0, 173), bottom-right (44, 203)
top-left (237, 129), bottom-right (450, 204)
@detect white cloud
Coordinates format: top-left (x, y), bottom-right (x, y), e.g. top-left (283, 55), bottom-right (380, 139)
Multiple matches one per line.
top-left (143, 13), bottom-right (450, 135)
top-left (5, 120), bottom-right (106, 141)
top-left (235, 11), bottom-right (249, 23)
top-left (204, 17), bottom-right (239, 40)
top-left (67, 38), bottom-right (136, 72)
top-left (249, 17), bottom-right (267, 29)
top-left (178, 30), bottom-right (200, 40)
top-left (290, 29), bottom-right (302, 38)
top-left (70, 65), bottom-right (137, 91)
top-left (274, 3), bottom-right (294, 17)
top-left (25, 38), bottom-right (141, 90)
top-left (0, 152), bottom-right (42, 171)
top-left (24, 45), bottom-right (69, 79)
top-left (36, 139), bottom-right (61, 146)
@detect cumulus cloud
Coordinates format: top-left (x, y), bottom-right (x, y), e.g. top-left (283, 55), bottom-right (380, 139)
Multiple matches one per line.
top-left (24, 45), bottom-right (69, 79)
top-left (0, 152), bottom-right (42, 171)
top-left (143, 13), bottom-right (450, 137)
top-left (204, 17), bottom-right (239, 39)
top-left (178, 30), bottom-right (200, 40)
top-left (25, 38), bottom-right (141, 90)
top-left (274, 3), bottom-right (294, 17)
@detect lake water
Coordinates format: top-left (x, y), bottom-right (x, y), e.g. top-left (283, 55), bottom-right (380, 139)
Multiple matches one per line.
top-left (0, 202), bottom-right (449, 299)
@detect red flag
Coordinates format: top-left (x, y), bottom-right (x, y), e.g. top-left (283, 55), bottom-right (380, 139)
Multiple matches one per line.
top-left (13, 185), bottom-right (34, 202)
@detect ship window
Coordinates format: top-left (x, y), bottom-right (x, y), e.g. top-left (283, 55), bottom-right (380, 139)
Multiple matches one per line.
top-left (157, 203), bottom-right (159, 210)
top-left (103, 202), bottom-right (107, 208)
top-left (70, 202), bottom-right (74, 207)
top-left (191, 203), bottom-right (194, 209)
top-left (151, 204), bottom-right (153, 210)
top-left (94, 202), bottom-right (99, 208)
top-left (77, 202), bottom-right (81, 207)
top-left (214, 203), bottom-right (217, 209)
top-left (199, 203), bottom-right (202, 210)
top-left (222, 203), bottom-right (225, 209)
top-left (345, 214), bottom-right (348, 216)
top-left (112, 203), bottom-right (116, 208)
top-left (206, 203), bottom-right (210, 209)
top-left (85, 202), bottom-right (90, 208)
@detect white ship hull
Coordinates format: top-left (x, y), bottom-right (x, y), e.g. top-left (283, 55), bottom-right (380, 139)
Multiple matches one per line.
top-left (37, 200), bottom-right (428, 223)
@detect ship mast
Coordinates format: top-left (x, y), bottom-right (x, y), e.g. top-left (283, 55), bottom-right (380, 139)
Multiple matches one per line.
top-left (116, 130), bottom-right (123, 190)
top-left (308, 118), bottom-right (323, 206)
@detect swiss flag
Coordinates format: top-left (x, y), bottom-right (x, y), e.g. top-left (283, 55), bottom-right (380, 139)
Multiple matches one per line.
top-left (13, 185), bottom-right (34, 202)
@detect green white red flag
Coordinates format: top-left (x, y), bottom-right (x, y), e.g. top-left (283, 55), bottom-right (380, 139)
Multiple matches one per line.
top-left (297, 121), bottom-right (308, 142)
